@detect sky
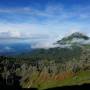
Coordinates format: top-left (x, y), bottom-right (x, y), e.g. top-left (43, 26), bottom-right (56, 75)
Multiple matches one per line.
top-left (0, 0), bottom-right (90, 48)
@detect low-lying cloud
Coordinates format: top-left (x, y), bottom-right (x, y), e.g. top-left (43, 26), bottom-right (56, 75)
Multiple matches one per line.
top-left (70, 38), bottom-right (90, 45)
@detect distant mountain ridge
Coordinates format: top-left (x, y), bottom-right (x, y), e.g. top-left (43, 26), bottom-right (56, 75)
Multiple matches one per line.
top-left (56, 32), bottom-right (90, 45)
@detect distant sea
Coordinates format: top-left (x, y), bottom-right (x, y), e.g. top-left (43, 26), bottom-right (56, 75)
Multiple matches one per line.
top-left (0, 43), bottom-right (32, 56)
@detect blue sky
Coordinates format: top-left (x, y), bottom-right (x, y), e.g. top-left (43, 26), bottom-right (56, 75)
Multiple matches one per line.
top-left (0, 0), bottom-right (90, 48)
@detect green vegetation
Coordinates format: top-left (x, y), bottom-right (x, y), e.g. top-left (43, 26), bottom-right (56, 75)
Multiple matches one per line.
top-left (0, 32), bottom-right (90, 89)
top-left (36, 70), bottom-right (90, 90)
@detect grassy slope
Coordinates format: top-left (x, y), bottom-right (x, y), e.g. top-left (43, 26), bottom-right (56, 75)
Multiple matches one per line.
top-left (30, 70), bottom-right (90, 90)
top-left (84, 45), bottom-right (90, 49)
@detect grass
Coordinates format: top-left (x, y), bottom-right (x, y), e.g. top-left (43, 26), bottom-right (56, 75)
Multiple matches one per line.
top-left (21, 70), bottom-right (90, 89)
top-left (84, 45), bottom-right (90, 49)
top-left (32, 70), bottom-right (90, 90)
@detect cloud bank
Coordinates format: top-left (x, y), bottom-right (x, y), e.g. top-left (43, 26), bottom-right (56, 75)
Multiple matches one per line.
top-left (0, 0), bottom-right (90, 49)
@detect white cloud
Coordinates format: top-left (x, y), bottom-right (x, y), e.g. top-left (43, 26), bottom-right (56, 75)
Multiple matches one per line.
top-left (0, 7), bottom-right (32, 13)
top-left (0, 30), bottom-right (21, 38)
top-left (64, 38), bottom-right (90, 45)
top-left (9, 31), bottom-right (21, 38)
top-left (0, 22), bottom-right (60, 40)
top-left (31, 41), bottom-right (58, 49)
top-left (84, 39), bottom-right (90, 44)
top-left (71, 38), bottom-right (86, 44)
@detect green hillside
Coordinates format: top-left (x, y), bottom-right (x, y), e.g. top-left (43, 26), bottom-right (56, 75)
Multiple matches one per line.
top-left (0, 32), bottom-right (90, 89)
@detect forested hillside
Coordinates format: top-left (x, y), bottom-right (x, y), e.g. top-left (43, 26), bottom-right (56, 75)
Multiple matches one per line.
top-left (0, 32), bottom-right (90, 89)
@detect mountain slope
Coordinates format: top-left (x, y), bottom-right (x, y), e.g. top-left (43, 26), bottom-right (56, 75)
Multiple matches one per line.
top-left (57, 32), bottom-right (90, 45)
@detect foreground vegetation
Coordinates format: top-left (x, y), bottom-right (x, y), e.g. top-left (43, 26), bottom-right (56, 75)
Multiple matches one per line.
top-left (0, 45), bottom-right (90, 89)
top-left (35, 70), bottom-right (90, 90)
